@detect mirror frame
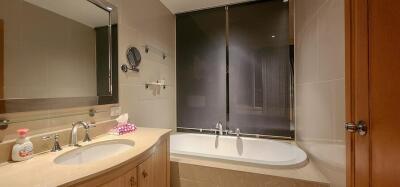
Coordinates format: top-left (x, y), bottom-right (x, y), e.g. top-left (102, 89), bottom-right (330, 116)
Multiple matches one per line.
top-left (0, 0), bottom-right (118, 114)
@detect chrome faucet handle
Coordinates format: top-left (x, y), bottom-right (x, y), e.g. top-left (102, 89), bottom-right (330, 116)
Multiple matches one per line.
top-left (42, 134), bottom-right (62, 152)
top-left (235, 128), bottom-right (240, 137)
top-left (215, 122), bottom-right (220, 128)
top-left (227, 128), bottom-right (240, 137)
top-left (83, 124), bottom-right (96, 142)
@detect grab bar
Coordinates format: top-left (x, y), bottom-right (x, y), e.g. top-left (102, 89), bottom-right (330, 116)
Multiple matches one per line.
top-left (176, 126), bottom-right (293, 140)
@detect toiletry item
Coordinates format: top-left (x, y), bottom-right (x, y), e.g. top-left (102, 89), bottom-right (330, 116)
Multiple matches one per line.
top-left (12, 128), bottom-right (33, 161)
top-left (116, 113), bottom-right (129, 125)
top-left (109, 123), bottom-right (137, 135)
top-left (109, 113), bottom-right (137, 135)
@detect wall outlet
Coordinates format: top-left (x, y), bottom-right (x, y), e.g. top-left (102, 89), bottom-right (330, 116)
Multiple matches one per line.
top-left (110, 106), bottom-right (122, 117)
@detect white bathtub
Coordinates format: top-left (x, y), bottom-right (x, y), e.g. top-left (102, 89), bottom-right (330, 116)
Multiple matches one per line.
top-left (170, 133), bottom-right (308, 168)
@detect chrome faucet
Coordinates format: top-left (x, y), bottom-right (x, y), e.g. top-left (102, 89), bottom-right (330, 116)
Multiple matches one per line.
top-left (215, 121), bottom-right (223, 135)
top-left (70, 121), bottom-right (89, 147)
top-left (42, 134), bottom-right (62, 152)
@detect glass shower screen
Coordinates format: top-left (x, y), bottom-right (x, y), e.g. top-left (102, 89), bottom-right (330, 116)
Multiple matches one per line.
top-left (176, 7), bottom-right (227, 130)
top-left (177, 0), bottom-right (293, 138)
top-left (228, 1), bottom-right (292, 137)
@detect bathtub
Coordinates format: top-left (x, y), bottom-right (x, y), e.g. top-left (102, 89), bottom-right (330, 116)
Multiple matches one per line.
top-left (170, 133), bottom-right (308, 168)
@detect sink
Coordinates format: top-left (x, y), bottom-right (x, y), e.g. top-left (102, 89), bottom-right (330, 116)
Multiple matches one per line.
top-left (54, 139), bottom-right (135, 165)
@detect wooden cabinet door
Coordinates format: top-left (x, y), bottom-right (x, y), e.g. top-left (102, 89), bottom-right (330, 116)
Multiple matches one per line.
top-left (75, 168), bottom-right (138, 187)
top-left (99, 168), bottom-right (138, 187)
top-left (138, 140), bottom-right (168, 187)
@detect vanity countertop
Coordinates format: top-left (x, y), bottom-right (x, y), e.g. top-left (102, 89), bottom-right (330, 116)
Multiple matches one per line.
top-left (0, 127), bottom-right (171, 187)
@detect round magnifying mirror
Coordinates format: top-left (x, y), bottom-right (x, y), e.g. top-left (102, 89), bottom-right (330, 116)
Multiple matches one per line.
top-left (125, 47), bottom-right (141, 72)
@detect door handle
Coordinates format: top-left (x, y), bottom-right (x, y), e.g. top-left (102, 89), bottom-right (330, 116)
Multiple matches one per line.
top-left (142, 170), bottom-right (148, 178)
top-left (130, 176), bottom-right (136, 187)
top-left (345, 121), bottom-right (367, 136)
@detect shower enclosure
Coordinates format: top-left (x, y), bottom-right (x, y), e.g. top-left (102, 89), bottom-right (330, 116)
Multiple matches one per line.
top-left (176, 0), bottom-right (294, 139)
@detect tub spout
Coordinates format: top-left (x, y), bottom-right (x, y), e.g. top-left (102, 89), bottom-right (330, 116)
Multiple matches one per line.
top-left (215, 122), bottom-right (223, 135)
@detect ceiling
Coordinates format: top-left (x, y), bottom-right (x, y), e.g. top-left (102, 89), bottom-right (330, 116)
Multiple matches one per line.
top-left (160, 0), bottom-right (254, 14)
top-left (24, 0), bottom-right (109, 28)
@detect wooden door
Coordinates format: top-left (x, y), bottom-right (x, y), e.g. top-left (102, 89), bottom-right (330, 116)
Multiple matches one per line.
top-left (346, 0), bottom-right (400, 186)
top-left (138, 140), bottom-right (168, 187)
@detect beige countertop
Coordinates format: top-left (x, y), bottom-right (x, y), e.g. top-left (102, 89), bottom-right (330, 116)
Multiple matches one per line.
top-left (0, 127), bottom-right (171, 187)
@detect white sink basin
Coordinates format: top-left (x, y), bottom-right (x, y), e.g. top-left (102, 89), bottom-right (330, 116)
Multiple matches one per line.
top-left (54, 139), bottom-right (135, 165)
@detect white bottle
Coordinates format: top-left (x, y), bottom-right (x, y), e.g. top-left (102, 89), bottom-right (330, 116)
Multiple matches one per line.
top-left (12, 128), bottom-right (33, 161)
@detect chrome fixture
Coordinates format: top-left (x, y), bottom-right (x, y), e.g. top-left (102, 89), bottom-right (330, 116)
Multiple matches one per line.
top-left (144, 45), bottom-right (167, 60)
top-left (0, 119), bottom-right (10, 129)
top-left (177, 126), bottom-right (293, 140)
top-left (83, 124), bottom-right (96, 142)
top-left (42, 134), bottom-right (62, 152)
top-left (215, 121), bottom-right (224, 135)
top-left (121, 47), bottom-right (141, 72)
top-left (228, 128), bottom-right (241, 137)
top-left (71, 121), bottom-right (89, 146)
top-left (345, 121), bottom-right (367, 136)
top-left (145, 80), bottom-right (167, 89)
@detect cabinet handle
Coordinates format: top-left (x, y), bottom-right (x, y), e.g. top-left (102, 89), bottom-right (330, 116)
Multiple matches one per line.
top-left (130, 176), bottom-right (136, 187)
top-left (142, 170), bottom-right (148, 178)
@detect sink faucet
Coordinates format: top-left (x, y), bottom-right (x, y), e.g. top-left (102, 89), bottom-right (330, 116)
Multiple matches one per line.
top-left (215, 121), bottom-right (223, 135)
top-left (70, 121), bottom-right (89, 147)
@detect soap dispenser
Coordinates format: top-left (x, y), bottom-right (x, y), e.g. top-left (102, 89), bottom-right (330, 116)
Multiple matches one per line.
top-left (11, 128), bottom-right (33, 161)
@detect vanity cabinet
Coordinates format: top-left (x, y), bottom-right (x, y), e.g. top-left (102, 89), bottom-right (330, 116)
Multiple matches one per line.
top-left (72, 137), bottom-right (169, 187)
top-left (99, 169), bottom-right (138, 187)
top-left (138, 138), bottom-right (168, 187)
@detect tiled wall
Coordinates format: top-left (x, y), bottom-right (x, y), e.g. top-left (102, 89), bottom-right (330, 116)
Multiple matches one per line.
top-left (0, 104), bottom-right (118, 163)
top-left (294, 0), bottom-right (345, 187)
top-left (109, 0), bottom-right (176, 130)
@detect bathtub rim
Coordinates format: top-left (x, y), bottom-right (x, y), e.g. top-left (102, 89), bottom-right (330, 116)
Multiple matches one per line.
top-left (170, 132), bottom-right (309, 169)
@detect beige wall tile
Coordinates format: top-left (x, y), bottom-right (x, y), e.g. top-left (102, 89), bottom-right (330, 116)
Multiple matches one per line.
top-left (317, 0), bottom-right (345, 81)
top-left (295, 17), bottom-right (319, 84)
top-left (296, 82), bottom-right (333, 142)
top-left (295, 0), bottom-right (345, 186)
top-left (111, 0), bottom-right (176, 130)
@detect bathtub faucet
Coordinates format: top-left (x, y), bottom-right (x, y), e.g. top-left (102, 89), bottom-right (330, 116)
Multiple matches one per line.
top-left (228, 128), bottom-right (241, 137)
top-left (215, 121), bottom-right (224, 135)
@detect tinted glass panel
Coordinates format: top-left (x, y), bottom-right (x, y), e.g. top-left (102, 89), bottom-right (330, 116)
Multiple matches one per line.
top-left (228, 0), bottom-right (292, 137)
top-left (176, 8), bottom-right (227, 129)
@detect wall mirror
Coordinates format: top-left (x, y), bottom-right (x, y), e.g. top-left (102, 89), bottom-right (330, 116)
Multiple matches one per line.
top-left (0, 0), bottom-right (118, 113)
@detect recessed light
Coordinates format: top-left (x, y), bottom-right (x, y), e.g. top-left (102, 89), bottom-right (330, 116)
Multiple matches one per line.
top-left (271, 35), bottom-right (276, 38)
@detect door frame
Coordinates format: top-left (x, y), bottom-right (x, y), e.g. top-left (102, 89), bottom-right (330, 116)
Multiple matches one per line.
top-left (345, 0), bottom-right (370, 186)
